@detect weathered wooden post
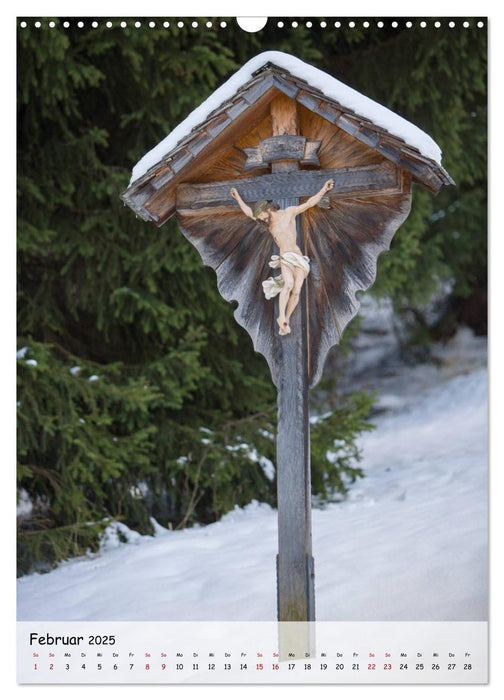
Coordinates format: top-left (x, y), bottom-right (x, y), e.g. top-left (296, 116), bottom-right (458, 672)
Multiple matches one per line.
top-left (121, 51), bottom-right (453, 657)
top-left (268, 94), bottom-right (315, 656)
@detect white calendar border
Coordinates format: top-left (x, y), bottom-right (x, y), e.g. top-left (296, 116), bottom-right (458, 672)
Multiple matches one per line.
top-left (6, 0), bottom-right (501, 697)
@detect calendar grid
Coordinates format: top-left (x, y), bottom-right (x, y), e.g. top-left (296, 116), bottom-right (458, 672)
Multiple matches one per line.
top-left (17, 621), bottom-right (488, 684)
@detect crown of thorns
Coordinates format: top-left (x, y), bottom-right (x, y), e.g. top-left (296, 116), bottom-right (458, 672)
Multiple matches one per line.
top-left (253, 200), bottom-right (279, 217)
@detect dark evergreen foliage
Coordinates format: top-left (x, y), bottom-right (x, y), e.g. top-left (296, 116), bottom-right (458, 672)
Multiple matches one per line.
top-left (17, 18), bottom-right (486, 575)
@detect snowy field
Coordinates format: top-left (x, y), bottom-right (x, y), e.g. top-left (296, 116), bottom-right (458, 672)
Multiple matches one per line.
top-left (17, 329), bottom-right (487, 623)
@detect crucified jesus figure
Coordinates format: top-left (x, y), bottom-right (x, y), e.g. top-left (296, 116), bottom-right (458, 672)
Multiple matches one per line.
top-left (231, 179), bottom-right (334, 335)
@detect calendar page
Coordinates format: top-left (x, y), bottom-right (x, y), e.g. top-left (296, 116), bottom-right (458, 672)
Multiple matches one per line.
top-left (16, 11), bottom-right (488, 687)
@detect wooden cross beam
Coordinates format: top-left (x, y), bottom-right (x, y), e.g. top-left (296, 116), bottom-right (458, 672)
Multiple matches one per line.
top-left (176, 161), bottom-right (401, 213)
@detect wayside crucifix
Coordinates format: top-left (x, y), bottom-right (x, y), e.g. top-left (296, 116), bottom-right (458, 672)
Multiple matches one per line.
top-left (121, 51), bottom-right (453, 656)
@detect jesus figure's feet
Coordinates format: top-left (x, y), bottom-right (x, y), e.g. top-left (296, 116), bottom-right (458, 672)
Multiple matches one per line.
top-left (277, 317), bottom-right (291, 336)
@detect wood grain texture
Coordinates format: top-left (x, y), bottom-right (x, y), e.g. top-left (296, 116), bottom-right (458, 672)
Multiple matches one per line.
top-left (303, 186), bottom-right (412, 387)
top-left (243, 135), bottom-right (318, 170)
top-left (142, 86), bottom-right (281, 225)
top-left (299, 103), bottom-right (383, 169)
top-left (195, 113), bottom-right (273, 182)
top-left (177, 177), bottom-right (411, 388)
top-left (177, 162), bottom-right (400, 211)
top-left (275, 202), bottom-right (315, 623)
top-left (271, 93), bottom-right (299, 136)
top-left (177, 210), bottom-right (278, 374)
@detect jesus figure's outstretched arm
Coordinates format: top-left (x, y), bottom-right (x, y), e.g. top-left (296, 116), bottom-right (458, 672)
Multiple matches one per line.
top-left (289, 179), bottom-right (334, 215)
top-left (230, 188), bottom-right (255, 220)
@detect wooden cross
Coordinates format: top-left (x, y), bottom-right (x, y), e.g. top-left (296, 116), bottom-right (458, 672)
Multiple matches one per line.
top-left (121, 54), bottom-right (453, 662)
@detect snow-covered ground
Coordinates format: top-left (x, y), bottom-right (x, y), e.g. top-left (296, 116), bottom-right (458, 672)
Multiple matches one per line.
top-left (17, 328), bottom-right (487, 623)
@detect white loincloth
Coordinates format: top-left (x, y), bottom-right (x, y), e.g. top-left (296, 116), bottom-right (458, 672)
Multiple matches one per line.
top-left (262, 252), bottom-right (310, 299)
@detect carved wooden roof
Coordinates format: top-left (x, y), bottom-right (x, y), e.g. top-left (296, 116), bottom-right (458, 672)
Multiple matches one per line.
top-left (121, 61), bottom-right (454, 225)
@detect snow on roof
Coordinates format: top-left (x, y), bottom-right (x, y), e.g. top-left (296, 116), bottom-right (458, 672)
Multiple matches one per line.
top-left (130, 50), bottom-right (443, 185)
